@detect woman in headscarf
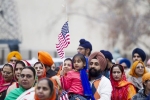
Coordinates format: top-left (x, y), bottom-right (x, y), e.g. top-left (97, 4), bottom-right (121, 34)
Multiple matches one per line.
top-left (38, 51), bottom-right (56, 78)
top-left (34, 78), bottom-right (56, 100)
top-left (33, 62), bottom-right (46, 81)
top-left (6, 60), bottom-right (27, 95)
top-left (110, 64), bottom-right (136, 100)
top-left (5, 67), bottom-right (36, 100)
top-left (0, 63), bottom-right (14, 100)
top-left (128, 61), bottom-right (147, 92)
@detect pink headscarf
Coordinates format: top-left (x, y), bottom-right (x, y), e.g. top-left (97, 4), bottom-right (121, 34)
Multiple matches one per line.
top-left (0, 63), bottom-right (14, 93)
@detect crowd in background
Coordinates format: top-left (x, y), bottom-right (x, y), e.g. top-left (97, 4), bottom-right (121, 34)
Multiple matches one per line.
top-left (0, 38), bottom-right (150, 100)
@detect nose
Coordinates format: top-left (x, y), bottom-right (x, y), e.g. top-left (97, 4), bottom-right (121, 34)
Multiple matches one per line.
top-left (22, 76), bottom-right (27, 80)
top-left (39, 88), bottom-right (43, 93)
top-left (90, 64), bottom-right (95, 68)
top-left (17, 69), bottom-right (21, 73)
top-left (115, 73), bottom-right (118, 76)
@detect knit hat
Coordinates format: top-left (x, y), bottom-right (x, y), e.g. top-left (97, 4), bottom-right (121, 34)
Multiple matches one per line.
top-left (129, 60), bottom-right (147, 77)
top-left (132, 48), bottom-right (146, 62)
top-left (100, 50), bottom-right (113, 62)
top-left (7, 51), bottom-right (22, 62)
top-left (38, 51), bottom-right (54, 67)
top-left (79, 39), bottom-right (92, 51)
top-left (119, 58), bottom-right (131, 68)
top-left (88, 52), bottom-right (107, 71)
top-left (142, 73), bottom-right (150, 83)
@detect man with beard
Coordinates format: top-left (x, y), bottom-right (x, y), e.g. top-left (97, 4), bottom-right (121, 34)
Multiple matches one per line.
top-left (88, 52), bottom-right (112, 100)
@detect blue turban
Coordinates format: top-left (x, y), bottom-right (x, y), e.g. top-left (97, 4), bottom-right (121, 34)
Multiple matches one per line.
top-left (119, 58), bottom-right (131, 68)
top-left (100, 50), bottom-right (113, 62)
top-left (132, 48), bottom-right (146, 62)
top-left (79, 39), bottom-right (92, 51)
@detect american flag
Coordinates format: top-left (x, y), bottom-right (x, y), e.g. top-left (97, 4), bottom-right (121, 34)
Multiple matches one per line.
top-left (59, 90), bottom-right (69, 100)
top-left (56, 21), bottom-right (70, 59)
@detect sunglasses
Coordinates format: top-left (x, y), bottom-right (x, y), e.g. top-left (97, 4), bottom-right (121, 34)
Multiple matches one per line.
top-left (20, 74), bottom-right (32, 79)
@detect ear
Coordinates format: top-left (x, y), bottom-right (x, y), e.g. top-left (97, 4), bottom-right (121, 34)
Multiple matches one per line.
top-left (84, 63), bottom-right (86, 67)
top-left (143, 81), bottom-right (147, 87)
top-left (85, 48), bottom-right (90, 55)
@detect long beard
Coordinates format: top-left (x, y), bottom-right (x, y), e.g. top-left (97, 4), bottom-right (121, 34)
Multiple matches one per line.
top-left (89, 67), bottom-right (101, 77)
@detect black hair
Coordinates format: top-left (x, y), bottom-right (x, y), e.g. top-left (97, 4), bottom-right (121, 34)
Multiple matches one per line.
top-left (64, 58), bottom-right (73, 68)
top-left (110, 64), bottom-right (124, 74)
top-left (2, 63), bottom-right (13, 73)
top-left (15, 61), bottom-right (26, 68)
top-left (33, 62), bottom-right (44, 67)
top-left (72, 54), bottom-right (86, 68)
top-left (22, 66), bottom-right (36, 79)
top-left (38, 78), bottom-right (54, 96)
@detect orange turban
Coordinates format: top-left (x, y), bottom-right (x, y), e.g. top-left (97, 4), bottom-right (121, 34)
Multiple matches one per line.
top-left (129, 60), bottom-right (147, 77)
top-left (7, 51), bottom-right (22, 62)
top-left (38, 51), bottom-right (54, 67)
top-left (142, 73), bottom-right (150, 83)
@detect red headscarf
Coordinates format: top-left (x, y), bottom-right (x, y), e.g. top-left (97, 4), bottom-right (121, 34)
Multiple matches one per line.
top-left (0, 63), bottom-right (14, 93)
top-left (110, 64), bottom-right (134, 100)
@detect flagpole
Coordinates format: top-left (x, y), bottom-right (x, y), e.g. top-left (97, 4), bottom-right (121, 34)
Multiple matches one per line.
top-left (65, 0), bottom-right (69, 21)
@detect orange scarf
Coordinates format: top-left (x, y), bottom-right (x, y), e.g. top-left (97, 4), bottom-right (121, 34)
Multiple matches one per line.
top-left (129, 61), bottom-right (147, 77)
top-left (34, 81), bottom-right (56, 100)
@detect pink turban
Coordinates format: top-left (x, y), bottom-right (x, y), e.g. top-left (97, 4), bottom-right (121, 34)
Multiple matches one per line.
top-left (88, 52), bottom-right (107, 71)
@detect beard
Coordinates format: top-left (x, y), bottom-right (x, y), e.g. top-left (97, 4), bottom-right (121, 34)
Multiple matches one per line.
top-left (89, 67), bottom-right (101, 77)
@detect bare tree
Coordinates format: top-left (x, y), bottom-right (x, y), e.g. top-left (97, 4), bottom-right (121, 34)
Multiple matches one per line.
top-left (67, 0), bottom-right (150, 52)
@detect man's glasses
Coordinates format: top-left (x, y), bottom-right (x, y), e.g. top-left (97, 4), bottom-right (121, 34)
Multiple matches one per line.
top-left (20, 74), bottom-right (32, 79)
top-left (77, 48), bottom-right (85, 51)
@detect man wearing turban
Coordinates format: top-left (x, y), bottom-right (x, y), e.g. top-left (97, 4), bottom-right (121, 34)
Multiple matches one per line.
top-left (77, 39), bottom-right (92, 57)
top-left (132, 73), bottom-right (150, 100)
top-left (7, 51), bottom-right (22, 64)
top-left (38, 51), bottom-right (56, 78)
top-left (100, 50), bottom-right (114, 78)
top-left (132, 48), bottom-right (146, 62)
top-left (88, 51), bottom-right (112, 100)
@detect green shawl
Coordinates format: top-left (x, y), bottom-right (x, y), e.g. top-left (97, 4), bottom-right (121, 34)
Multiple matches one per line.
top-left (5, 86), bottom-right (26, 100)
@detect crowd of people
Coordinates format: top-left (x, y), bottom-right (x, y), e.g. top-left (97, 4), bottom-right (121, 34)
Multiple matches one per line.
top-left (0, 38), bottom-right (150, 100)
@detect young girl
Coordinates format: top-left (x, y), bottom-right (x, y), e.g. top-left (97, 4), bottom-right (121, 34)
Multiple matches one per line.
top-left (60, 54), bottom-right (94, 100)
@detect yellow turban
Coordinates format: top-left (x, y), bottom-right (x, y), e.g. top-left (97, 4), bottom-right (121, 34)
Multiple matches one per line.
top-left (38, 51), bottom-right (54, 67)
top-left (142, 73), bottom-right (150, 83)
top-left (129, 60), bottom-right (147, 77)
top-left (7, 51), bottom-right (22, 62)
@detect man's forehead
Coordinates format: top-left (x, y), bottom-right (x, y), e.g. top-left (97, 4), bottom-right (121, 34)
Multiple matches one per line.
top-left (134, 53), bottom-right (140, 56)
top-left (90, 59), bottom-right (99, 62)
top-left (78, 46), bottom-right (84, 48)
